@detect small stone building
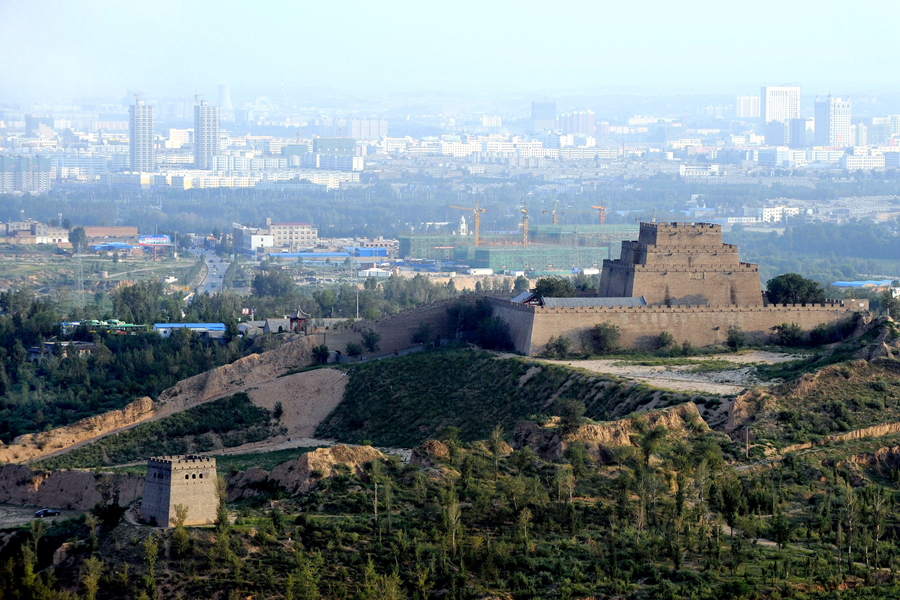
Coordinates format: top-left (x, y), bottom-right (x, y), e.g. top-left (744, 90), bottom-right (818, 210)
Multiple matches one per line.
top-left (142, 455), bottom-right (217, 527)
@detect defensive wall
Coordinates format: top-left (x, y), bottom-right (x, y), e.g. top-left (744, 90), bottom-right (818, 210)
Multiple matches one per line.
top-left (142, 455), bottom-right (217, 527)
top-left (307, 295), bottom-right (479, 358)
top-left (490, 297), bottom-right (870, 355)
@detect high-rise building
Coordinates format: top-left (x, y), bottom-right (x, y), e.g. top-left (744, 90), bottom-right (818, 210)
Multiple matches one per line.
top-left (531, 101), bottom-right (557, 131)
top-left (25, 115), bottom-right (55, 138)
top-left (853, 122), bottom-right (867, 147)
top-left (761, 85), bottom-right (800, 146)
top-left (814, 95), bottom-right (852, 146)
top-left (735, 96), bottom-right (760, 118)
top-left (129, 101), bottom-right (156, 172)
top-left (217, 84), bottom-right (234, 112)
top-left (559, 110), bottom-right (595, 136)
top-left (789, 118), bottom-right (814, 148)
top-left (194, 101), bottom-right (220, 169)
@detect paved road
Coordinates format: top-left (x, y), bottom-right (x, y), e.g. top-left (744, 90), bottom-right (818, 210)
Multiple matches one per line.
top-left (189, 247), bottom-right (227, 296)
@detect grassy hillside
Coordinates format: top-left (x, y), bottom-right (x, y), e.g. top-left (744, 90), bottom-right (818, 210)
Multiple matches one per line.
top-left (316, 349), bottom-right (717, 446)
top-left (747, 358), bottom-right (900, 447)
top-left (39, 393), bottom-right (283, 469)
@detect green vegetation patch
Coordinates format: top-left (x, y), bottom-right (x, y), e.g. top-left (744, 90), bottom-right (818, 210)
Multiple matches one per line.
top-left (40, 393), bottom-right (282, 469)
top-left (754, 358), bottom-right (900, 446)
top-left (316, 349), bottom-right (715, 446)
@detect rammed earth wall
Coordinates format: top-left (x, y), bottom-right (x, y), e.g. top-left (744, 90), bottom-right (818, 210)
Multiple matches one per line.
top-left (489, 298), bottom-right (870, 355)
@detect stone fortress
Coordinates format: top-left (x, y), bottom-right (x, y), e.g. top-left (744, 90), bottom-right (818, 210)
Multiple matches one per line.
top-left (492, 221), bottom-right (869, 355)
top-left (142, 455), bottom-right (218, 527)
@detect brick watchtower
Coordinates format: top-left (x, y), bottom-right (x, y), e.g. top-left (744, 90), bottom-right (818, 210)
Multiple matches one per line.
top-left (142, 455), bottom-right (217, 527)
top-left (598, 222), bottom-right (764, 306)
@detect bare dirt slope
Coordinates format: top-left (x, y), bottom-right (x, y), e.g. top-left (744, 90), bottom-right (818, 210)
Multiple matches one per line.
top-left (156, 336), bottom-right (320, 415)
top-left (211, 367), bottom-right (348, 440)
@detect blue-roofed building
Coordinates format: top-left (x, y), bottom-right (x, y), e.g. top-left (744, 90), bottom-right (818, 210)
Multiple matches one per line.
top-left (832, 280), bottom-right (894, 288)
top-left (153, 323), bottom-right (226, 339)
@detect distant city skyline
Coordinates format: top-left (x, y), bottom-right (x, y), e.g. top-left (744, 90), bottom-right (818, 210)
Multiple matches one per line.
top-left (1, 0), bottom-right (898, 104)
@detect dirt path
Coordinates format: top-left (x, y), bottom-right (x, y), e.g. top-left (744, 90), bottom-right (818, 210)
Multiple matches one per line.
top-left (542, 351), bottom-right (807, 395)
top-left (0, 504), bottom-right (84, 529)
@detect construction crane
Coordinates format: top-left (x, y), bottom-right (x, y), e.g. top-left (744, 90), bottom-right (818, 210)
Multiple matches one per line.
top-left (133, 91), bottom-right (145, 103)
top-left (590, 202), bottom-right (607, 225)
top-left (543, 201), bottom-right (560, 225)
top-left (521, 203), bottom-right (529, 247)
top-left (449, 201), bottom-right (486, 245)
top-left (542, 205), bottom-right (600, 225)
top-left (194, 93), bottom-right (203, 105)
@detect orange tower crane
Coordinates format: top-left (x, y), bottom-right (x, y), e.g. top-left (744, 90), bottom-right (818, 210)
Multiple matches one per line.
top-left (521, 204), bottom-right (529, 247)
top-left (449, 201), bottom-right (486, 245)
top-left (590, 202), bottom-right (607, 225)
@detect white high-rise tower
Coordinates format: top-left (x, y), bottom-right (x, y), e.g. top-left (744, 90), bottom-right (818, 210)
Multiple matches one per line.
top-left (761, 85), bottom-right (801, 146)
top-left (815, 95), bottom-right (852, 146)
top-left (194, 101), bottom-right (220, 169)
top-left (129, 101), bottom-right (156, 172)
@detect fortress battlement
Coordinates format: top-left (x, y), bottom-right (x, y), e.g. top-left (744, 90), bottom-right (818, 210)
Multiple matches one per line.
top-left (147, 455), bottom-right (216, 469)
top-left (491, 297), bottom-right (868, 315)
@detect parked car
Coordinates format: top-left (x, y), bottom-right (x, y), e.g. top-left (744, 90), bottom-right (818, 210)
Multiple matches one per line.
top-left (33, 509), bottom-right (60, 518)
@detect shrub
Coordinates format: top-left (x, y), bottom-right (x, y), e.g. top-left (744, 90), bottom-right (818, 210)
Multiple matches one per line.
top-left (588, 322), bottom-right (620, 354)
top-left (680, 340), bottom-right (695, 356)
top-left (656, 331), bottom-right (676, 350)
top-left (774, 322), bottom-right (804, 346)
top-left (410, 322), bottom-right (433, 345)
top-left (346, 342), bottom-right (363, 357)
top-left (726, 326), bottom-right (746, 351)
top-left (361, 329), bottom-right (381, 353)
top-left (556, 399), bottom-right (586, 436)
top-left (312, 345), bottom-right (330, 364)
top-left (544, 335), bottom-right (572, 358)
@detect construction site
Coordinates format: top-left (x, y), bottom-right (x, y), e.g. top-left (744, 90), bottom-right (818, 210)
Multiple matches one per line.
top-left (398, 202), bottom-right (639, 274)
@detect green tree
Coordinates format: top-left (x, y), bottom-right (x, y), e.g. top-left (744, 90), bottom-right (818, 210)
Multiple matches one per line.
top-left (362, 329), bottom-right (381, 353)
top-left (766, 273), bottom-right (826, 304)
top-left (557, 398), bottom-right (586, 436)
top-left (346, 342), bottom-right (363, 356)
top-left (774, 322), bottom-right (804, 346)
top-left (410, 321), bottom-right (433, 345)
top-left (80, 555), bottom-right (104, 600)
top-left (69, 226), bottom-right (87, 253)
top-left (544, 335), bottom-right (571, 358)
top-left (170, 504), bottom-right (190, 559)
top-left (656, 331), bottom-right (676, 350)
top-left (489, 424), bottom-right (505, 479)
top-left (726, 326), bottom-right (746, 351)
top-left (312, 345), bottom-right (330, 364)
top-left (589, 322), bottom-right (620, 354)
top-left (513, 275), bottom-right (530, 291)
top-left (533, 276), bottom-right (576, 298)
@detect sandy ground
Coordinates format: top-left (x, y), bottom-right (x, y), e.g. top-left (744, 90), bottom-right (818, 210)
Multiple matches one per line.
top-left (544, 351), bottom-right (807, 395)
top-left (237, 368), bottom-right (349, 438)
top-left (0, 504), bottom-right (84, 529)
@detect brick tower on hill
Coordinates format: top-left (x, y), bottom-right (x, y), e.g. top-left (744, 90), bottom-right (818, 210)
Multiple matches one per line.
top-left (142, 455), bottom-right (217, 527)
top-left (597, 222), bottom-right (764, 307)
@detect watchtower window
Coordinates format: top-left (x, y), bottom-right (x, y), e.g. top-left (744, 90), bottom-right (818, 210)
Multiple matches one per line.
top-left (192, 474), bottom-right (196, 479)
top-left (199, 473), bottom-right (203, 479)
top-left (185, 474), bottom-right (189, 480)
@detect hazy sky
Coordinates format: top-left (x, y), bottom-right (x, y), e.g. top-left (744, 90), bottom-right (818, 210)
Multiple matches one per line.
top-left (2, 0), bottom-right (898, 104)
